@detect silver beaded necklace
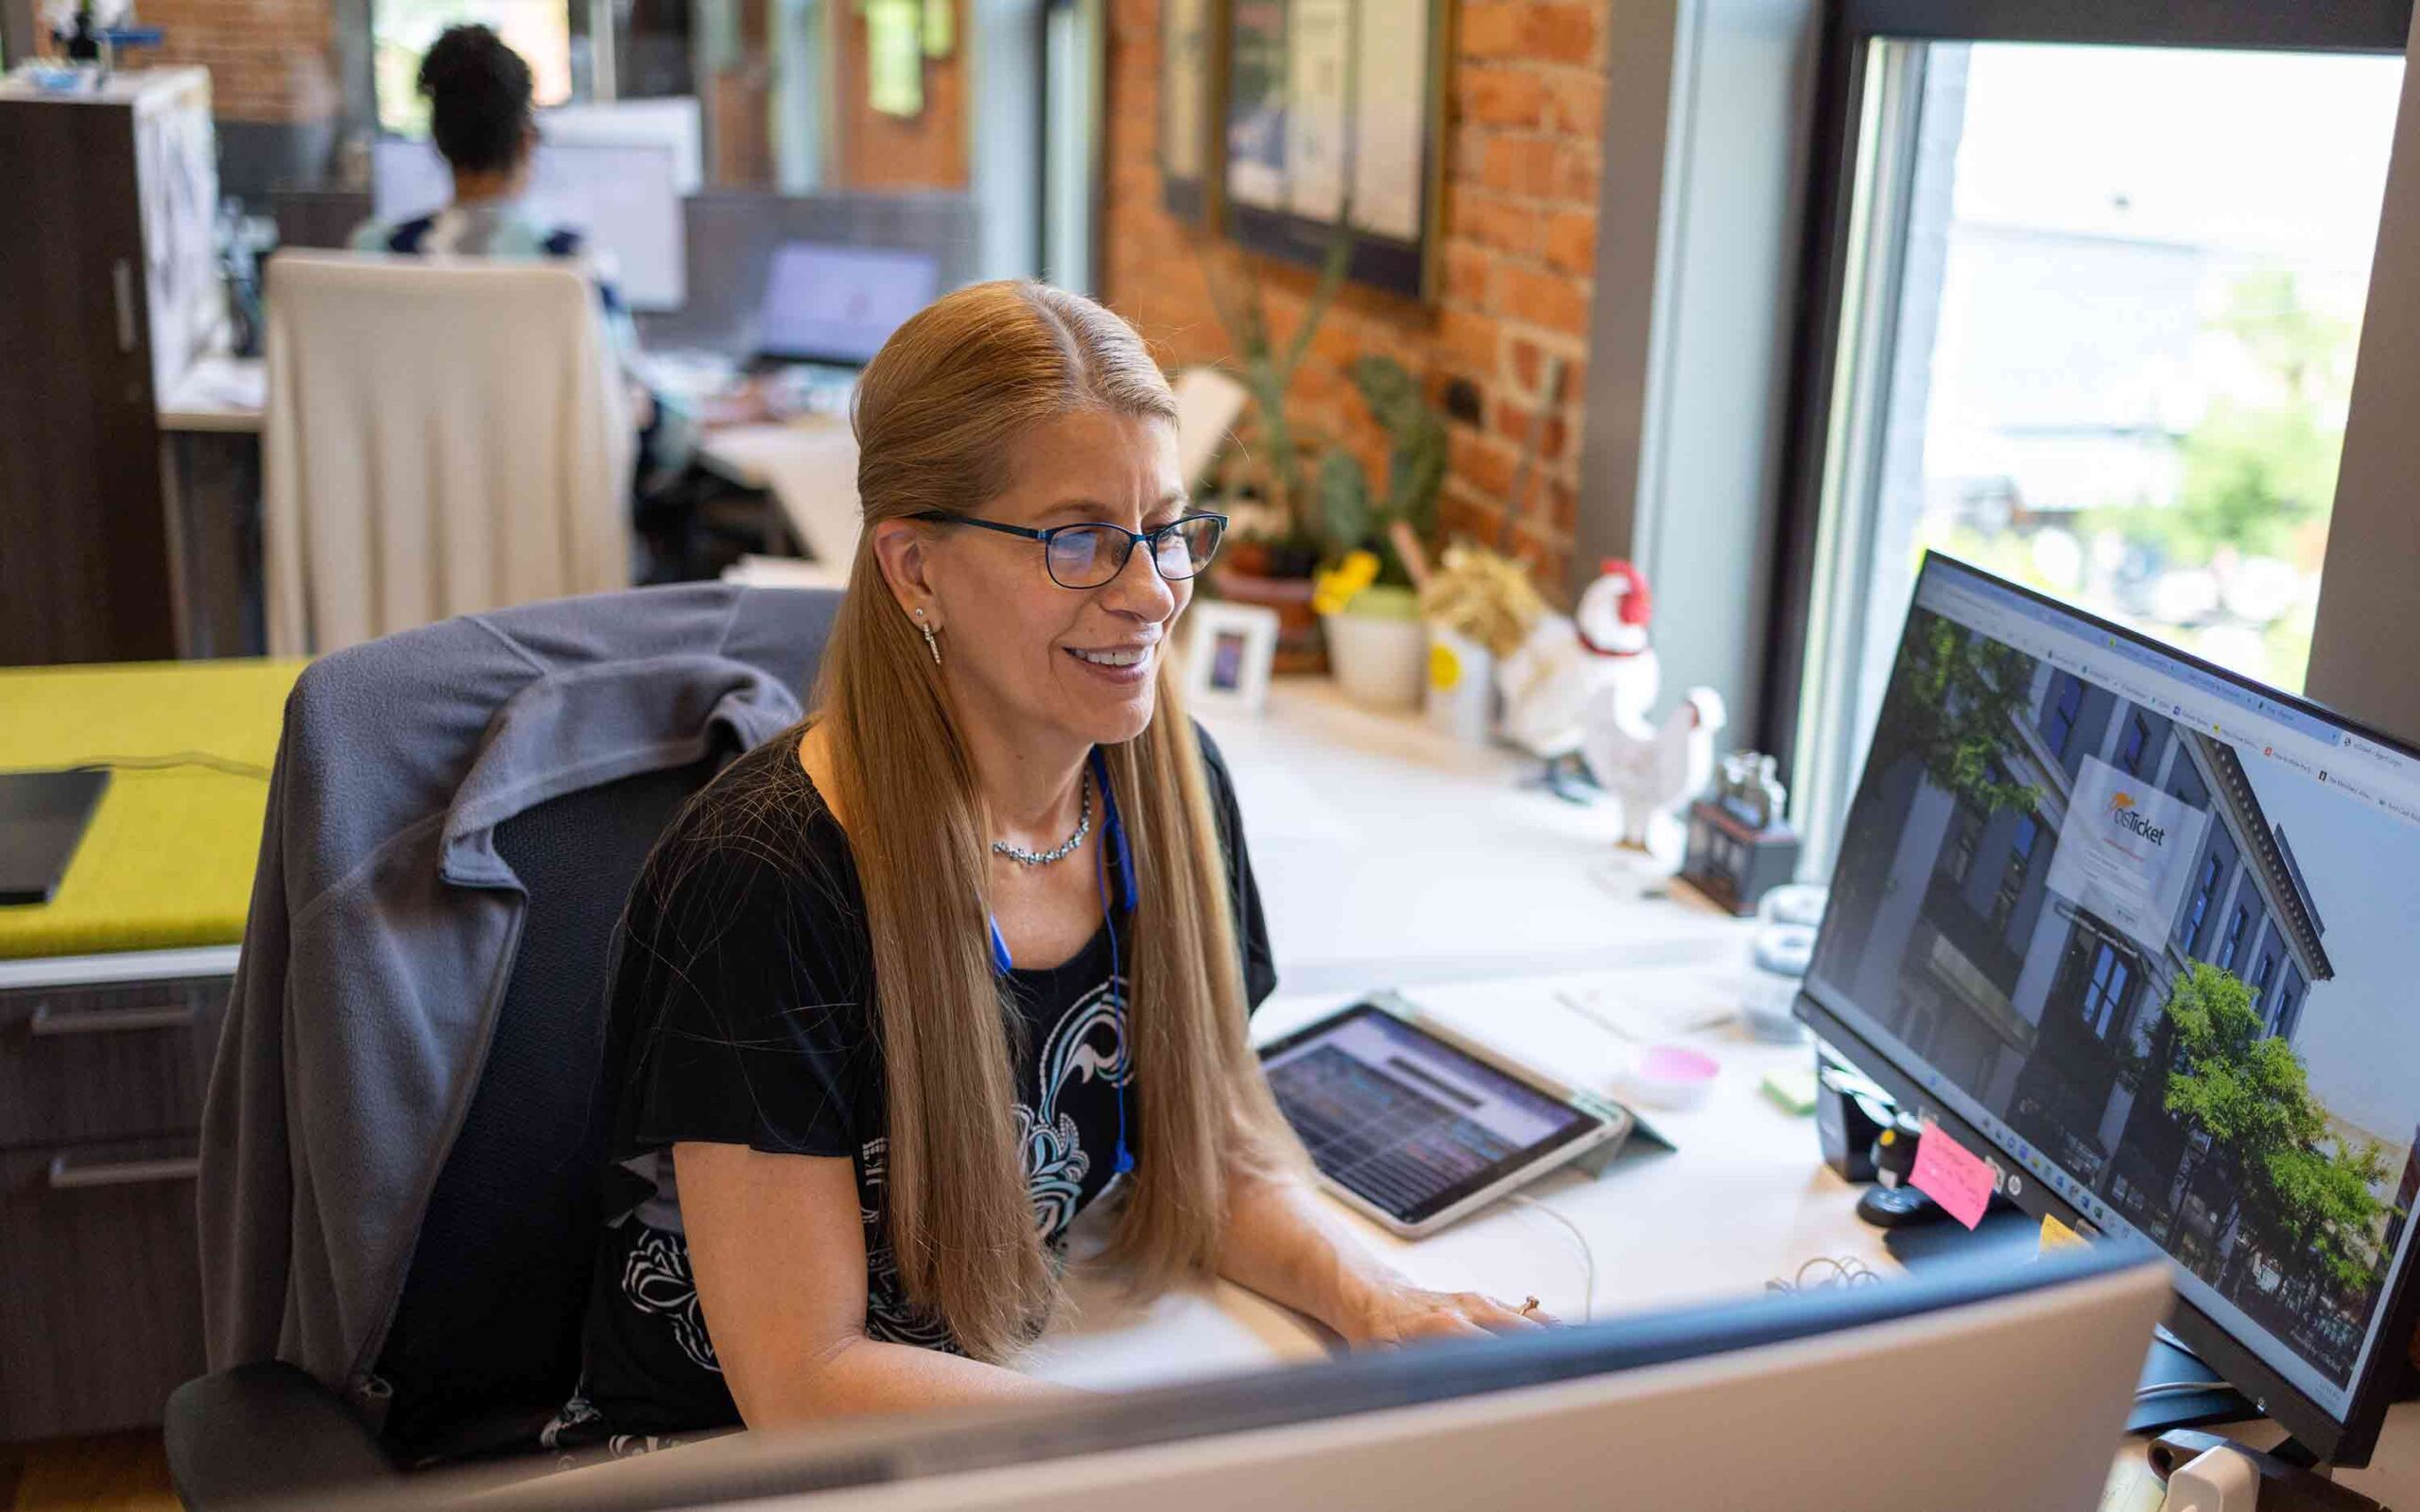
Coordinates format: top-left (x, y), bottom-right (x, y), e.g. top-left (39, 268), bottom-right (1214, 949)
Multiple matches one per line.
top-left (992, 772), bottom-right (1092, 868)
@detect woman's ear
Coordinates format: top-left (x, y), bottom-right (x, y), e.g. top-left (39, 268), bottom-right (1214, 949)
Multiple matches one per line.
top-left (871, 518), bottom-right (940, 622)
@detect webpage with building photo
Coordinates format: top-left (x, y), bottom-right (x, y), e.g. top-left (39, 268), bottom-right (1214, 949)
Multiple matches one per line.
top-left (1807, 561), bottom-right (2420, 1418)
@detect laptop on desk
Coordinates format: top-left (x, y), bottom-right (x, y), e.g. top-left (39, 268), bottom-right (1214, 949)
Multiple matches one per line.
top-left (747, 241), bottom-right (942, 383)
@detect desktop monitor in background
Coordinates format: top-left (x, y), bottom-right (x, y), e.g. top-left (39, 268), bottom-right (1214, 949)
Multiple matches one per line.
top-left (368, 136), bottom-right (687, 312)
top-left (753, 242), bottom-right (942, 366)
top-left (368, 1244), bottom-right (2168, 1512)
top-left (539, 97), bottom-right (703, 195)
top-left (1798, 553), bottom-right (2420, 1468)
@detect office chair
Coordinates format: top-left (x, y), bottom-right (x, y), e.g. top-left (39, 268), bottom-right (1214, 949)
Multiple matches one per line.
top-left (261, 252), bottom-right (634, 657)
top-left (164, 585), bottom-right (838, 1508)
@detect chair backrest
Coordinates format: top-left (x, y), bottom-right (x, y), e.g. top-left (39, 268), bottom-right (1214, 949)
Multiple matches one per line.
top-left (373, 755), bottom-right (725, 1465)
top-left (261, 252), bottom-right (633, 657)
top-left (344, 585), bottom-right (838, 1465)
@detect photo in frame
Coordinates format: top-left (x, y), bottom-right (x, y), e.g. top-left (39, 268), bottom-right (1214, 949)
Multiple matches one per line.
top-left (1161, 0), bottom-right (1228, 224)
top-left (1184, 601), bottom-right (1282, 714)
top-left (1221, 0), bottom-right (1448, 300)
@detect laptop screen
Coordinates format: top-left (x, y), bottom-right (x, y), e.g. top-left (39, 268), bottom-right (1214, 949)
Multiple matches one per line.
top-left (755, 243), bottom-right (941, 366)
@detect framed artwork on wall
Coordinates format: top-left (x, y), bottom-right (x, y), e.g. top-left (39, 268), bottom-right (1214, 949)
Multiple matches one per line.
top-left (1219, 0), bottom-right (1448, 301)
top-left (1161, 0), bottom-right (1227, 224)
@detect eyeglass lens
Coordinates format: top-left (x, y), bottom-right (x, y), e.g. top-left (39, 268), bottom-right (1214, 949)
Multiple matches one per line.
top-left (1046, 517), bottom-right (1224, 589)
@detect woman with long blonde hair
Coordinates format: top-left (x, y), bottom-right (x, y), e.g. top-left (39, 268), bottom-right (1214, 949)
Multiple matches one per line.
top-left (549, 282), bottom-right (1546, 1449)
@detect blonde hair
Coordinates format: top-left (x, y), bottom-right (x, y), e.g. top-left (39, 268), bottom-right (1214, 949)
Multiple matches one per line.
top-left (817, 281), bottom-right (1296, 1361)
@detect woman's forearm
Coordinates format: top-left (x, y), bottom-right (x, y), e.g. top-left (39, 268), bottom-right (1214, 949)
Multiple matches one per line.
top-left (1213, 1169), bottom-right (1401, 1339)
top-left (735, 1332), bottom-right (1077, 1429)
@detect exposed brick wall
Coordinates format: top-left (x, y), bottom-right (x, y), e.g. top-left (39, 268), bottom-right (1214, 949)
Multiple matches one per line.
top-left (1101, 0), bottom-right (1609, 589)
top-left (129, 0), bottom-right (339, 123)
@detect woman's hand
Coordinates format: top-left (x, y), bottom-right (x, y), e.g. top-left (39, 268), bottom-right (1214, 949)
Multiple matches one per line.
top-left (1338, 1280), bottom-right (1555, 1347)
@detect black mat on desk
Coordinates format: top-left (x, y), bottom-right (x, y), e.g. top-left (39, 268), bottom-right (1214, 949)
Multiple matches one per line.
top-left (0, 768), bottom-right (109, 905)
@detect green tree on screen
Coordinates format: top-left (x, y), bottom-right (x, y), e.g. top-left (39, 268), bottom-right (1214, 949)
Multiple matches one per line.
top-left (1874, 611), bottom-right (2043, 816)
top-left (2160, 961), bottom-right (2395, 1296)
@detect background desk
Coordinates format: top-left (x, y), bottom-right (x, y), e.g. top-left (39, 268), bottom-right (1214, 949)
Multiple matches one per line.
top-left (694, 418), bottom-right (862, 569)
top-left (0, 659), bottom-right (300, 1442)
top-left (157, 356), bottom-right (269, 661)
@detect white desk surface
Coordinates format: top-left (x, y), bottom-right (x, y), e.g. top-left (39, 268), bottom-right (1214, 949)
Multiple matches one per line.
top-left (696, 419), bottom-right (863, 570)
top-left (1027, 677), bottom-right (2420, 1505)
top-left (158, 352), bottom-right (266, 434)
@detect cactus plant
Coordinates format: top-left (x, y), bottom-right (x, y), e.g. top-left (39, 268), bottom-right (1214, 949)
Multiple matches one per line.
top-left (1314, 354), bottom-right (1448, 587)
top-left (1198, 220), bottom-right (1359, 546)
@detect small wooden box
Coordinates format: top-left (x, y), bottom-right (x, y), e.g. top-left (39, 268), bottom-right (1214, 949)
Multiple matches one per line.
top-left (1679, 798), bottom-right (1802, 918)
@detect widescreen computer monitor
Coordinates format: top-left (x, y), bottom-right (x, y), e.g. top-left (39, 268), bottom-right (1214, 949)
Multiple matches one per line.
top-left (370, 136), bottom-right (686, 311)
top-left (754, 242), bottom-right (942, 366)
top-left (370, 1244), bottom-right (2168, 1512)
top-left (1798, 554), bottom-right (2420, 1467)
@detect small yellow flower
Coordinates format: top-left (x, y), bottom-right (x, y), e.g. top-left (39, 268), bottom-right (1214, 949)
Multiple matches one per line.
top-left (1429, 640), bottom-right (1462, 692)
top-left (1312, 550), bottom-right (1381, 616)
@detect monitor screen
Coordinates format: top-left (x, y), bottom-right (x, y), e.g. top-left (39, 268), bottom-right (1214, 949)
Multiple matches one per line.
top-left (1803, 557), bottom-right (2420, 1440)
top-left (370, 136), bottom-right (686, 311)
top-left (754, 242), bottom-right (941, 365)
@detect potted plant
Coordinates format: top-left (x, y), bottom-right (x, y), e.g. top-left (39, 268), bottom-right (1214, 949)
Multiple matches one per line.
top-left (1195, 220), bottom-right (1358, 674)
top-left (1308, 354), bottom-right (1446, 711)
top-left (1416, 541), bottom-right (1548, 743)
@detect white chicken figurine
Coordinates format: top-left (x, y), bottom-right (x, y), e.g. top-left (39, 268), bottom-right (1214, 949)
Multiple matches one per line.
top-left (1497, 558), bottom-right (1727, 849)
top-left (1581, 684), bottom-right (1727, 851)
top-left (1497, 559), bottom-right (1663, 800)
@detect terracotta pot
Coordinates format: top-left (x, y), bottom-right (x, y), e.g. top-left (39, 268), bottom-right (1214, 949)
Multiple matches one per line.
top-left (1213, 554), bottom-right (1326, 676)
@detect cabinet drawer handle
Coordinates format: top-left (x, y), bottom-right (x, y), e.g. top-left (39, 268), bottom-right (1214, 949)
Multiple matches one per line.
top-left (47, 1153), bottom-right (203, 1190)
top-left (112, 258), bottom-right (139, 353)
top-left (28, 1002), bottom-right (200, 1036)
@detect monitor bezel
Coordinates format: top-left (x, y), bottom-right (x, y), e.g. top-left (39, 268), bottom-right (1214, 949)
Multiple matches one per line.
top-left (1794, 550), bottom-right (2420, 1468)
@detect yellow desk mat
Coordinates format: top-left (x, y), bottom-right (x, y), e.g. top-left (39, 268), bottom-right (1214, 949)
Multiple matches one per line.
top-left (0, 659), bottom-right (304, 959)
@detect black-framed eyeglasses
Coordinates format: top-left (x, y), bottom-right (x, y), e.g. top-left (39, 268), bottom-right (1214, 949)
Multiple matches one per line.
top-left (911, 510), bottom-right (1228, 590)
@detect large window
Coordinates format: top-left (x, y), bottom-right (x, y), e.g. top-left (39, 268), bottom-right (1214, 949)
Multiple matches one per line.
top-left (1776, 1), bottom-right (2409, 866)
top-left (2081, 940), bottom-right (2134, 1040)
top-left (2181, 853), bottom-right (2222, 954)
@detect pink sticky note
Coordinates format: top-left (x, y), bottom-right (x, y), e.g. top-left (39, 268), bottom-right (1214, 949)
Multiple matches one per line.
top-left (1910, 1120), bottom-right (1995, 1230)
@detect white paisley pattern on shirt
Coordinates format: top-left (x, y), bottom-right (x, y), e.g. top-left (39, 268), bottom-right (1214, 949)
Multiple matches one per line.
top-left (619, 1226), bottom-right (720, 1372)
top-left (617, 971), bottom-right (1135, 1367)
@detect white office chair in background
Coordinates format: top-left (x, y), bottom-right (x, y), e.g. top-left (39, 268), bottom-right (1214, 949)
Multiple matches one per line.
top-left (262, 252), bottom-right (633, 656)
top-left (1171, 365), bottom-right (1249, 491)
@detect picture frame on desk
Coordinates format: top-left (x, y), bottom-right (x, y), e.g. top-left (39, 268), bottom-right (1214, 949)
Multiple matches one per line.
top-left (1184, 600), bottom-right (1280, 715)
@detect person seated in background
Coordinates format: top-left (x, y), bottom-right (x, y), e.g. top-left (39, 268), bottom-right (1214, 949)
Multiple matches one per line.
top-left (349, 24), bottom-right (697, 523)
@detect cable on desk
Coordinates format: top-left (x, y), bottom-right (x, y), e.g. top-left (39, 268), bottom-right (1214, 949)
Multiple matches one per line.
top-left (45, 751), bottom-right (272, 781)
top-left (1505, 1193), bottom-right (1596, 1323)
top-left (1766, 1255), bottom-right (1886, 1295)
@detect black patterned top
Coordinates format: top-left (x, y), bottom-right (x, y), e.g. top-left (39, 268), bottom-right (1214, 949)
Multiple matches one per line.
top-left (545, 729), bottom-right (1273, 1454)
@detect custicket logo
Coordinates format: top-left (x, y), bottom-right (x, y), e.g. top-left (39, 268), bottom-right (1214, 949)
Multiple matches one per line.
top-left (2108, 790), bottom-right (2166, 846)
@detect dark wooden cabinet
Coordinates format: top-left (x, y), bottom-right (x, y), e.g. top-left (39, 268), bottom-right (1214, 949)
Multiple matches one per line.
top-left (0, 1138), bottom-right (209, 1440)
top-left (0, 964), bottom-right (232, 1442)
top-left (0, 69), bottom-right (223, 667)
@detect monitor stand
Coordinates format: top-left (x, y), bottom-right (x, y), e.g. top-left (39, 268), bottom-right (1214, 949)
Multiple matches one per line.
top-left (1872, 1194), bottom-right (2259, 1435)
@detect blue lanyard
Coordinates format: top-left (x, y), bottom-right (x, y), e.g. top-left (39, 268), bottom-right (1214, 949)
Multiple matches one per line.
top-left (987, 748), bottom-right (1136, 1177)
